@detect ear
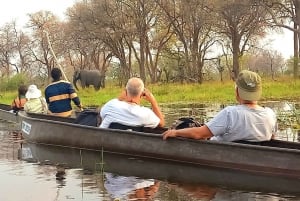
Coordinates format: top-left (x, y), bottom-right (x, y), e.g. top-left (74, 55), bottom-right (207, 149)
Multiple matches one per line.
top-left (235, 86), bottom-right (241, 101)
top-left (75, 70), bottom-right (80, 77)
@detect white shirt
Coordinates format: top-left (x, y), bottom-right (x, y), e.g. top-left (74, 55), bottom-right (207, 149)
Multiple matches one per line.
top-left (207, 105), bottom-right (277, 142)
top-left (104, 173), bottom-right (155, 199)
top-left (99, 99), bottom-right (160, 128)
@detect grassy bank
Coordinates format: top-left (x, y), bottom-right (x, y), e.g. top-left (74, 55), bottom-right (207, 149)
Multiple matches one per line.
top-left (1, 78), bottom-right (300, 107)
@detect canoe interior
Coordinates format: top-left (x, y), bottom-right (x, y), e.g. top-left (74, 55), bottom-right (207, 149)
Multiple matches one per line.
top-left (26, 112), bottom-right (76, 124)
top-left (0, 103), bottom-right (12, 111)
top-left (25, 112), bottom-right (168, 133)
top-left (235, 139), bottom-right (300, 150)
top-left (0, 103), bottom-right (20, 124)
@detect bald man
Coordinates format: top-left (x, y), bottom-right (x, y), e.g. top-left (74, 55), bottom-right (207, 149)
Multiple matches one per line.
top-left (99, 77), bottom-right (165, 129)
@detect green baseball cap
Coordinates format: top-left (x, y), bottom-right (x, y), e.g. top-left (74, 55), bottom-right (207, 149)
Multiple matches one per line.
top-left (236, 70), bottom-right (262, 101)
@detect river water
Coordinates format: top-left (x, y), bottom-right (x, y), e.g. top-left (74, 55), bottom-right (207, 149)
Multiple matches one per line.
top-left (0, 101), bottom-right (299, 201)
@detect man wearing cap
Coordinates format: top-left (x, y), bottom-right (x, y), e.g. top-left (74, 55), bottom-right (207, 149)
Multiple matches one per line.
top-left (163, 70), bottom-right (277, 142)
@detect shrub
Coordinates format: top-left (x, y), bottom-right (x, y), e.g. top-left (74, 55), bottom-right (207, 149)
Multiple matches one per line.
top-left (0, 73), bottom-right (29, 92)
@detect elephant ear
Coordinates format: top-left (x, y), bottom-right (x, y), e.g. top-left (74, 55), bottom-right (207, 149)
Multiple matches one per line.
top-left (74, 69), bottom-right (80, 78)
top-left (73, 69), bottom-right (81, 90)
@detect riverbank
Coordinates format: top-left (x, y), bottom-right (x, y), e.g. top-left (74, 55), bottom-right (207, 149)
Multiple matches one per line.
top-left (1, 78), bottom-right (300, 107)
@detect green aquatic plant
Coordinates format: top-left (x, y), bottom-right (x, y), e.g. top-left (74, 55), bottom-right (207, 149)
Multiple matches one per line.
top-left (276, 102), bottom-right (300, 141)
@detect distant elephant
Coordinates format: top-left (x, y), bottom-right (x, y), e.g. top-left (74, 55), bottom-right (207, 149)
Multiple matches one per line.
top-left (73, 69), bottom-right (105, 91)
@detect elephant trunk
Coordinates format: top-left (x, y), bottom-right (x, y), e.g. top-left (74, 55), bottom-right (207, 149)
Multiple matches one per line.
top-left (73, 77), bottom-right (79, 91)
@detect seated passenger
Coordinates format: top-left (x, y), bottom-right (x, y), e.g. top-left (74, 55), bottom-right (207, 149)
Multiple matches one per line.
top-left (11, 84), bottom-right (27, 113)
top-left (99, 77), bottom-right (165, 129)
top-left (45, 68), bottom-right (82, 117)
top-left (24, 84), bottom-right (48, 114)
top-left (163, 70), bottom-right (277, 142)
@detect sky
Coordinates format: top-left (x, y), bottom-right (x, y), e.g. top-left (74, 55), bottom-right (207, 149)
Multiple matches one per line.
top-left (0, 0), bottom-right (294, 59)
top-left (0, 0), bottom-right (76, 27)
top-left (263, 29), bottom-right (294, 59)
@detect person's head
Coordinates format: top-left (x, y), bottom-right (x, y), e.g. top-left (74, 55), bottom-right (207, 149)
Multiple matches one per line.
top-left (18, 84), bottom-right (27, 96)
top-left (51, 68), bottom-right (62, 81)
top-left (235, 70), bottom-right (262, 102)
top-left (25, 84), bottom-right (42, 99)
top-left (126, 77), bottom-right (145, 98)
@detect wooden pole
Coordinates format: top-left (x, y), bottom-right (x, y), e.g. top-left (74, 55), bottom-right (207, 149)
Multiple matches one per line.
top-left (43, 30), bottom-right (69, 82)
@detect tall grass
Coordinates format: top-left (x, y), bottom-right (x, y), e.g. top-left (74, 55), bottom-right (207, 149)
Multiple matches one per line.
top-left (0, 74), bottom-right (29, 104)
top-left (75, 78), bottom-right (300, 107)
top-left (1, 77), bottom-right (300, 107)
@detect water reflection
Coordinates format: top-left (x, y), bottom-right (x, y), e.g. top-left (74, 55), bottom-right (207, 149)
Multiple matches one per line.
top-left (0, 101), bottom-right (300, 201)
top-left (17, 142), bottom-right (300, 199)
top-left (104, 173), bottom-right (159, 200)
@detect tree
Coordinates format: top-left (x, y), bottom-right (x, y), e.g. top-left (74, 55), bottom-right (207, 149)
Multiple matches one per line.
top-left (27, 11), bottom-right (64, 83)
top-left (157, 0), bottom-right (217, 83)
top-left (0, 22), bottom-right (17, 76)
top-left (211, 0), bottom-right (271, 79)
top-left (245, 50), bottom-right (285, 79)
top-left (263, 0), bottom-right (300, 78)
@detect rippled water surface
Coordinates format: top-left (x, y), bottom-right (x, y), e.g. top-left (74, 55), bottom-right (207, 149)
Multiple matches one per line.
top-left (0, 101), bottom-right (299, 201)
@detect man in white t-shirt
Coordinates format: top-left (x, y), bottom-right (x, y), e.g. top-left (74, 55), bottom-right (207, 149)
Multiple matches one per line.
top-left (99, 77), bottom-right (165, 129)
top-left (162, 70), bottom-right (277, 142)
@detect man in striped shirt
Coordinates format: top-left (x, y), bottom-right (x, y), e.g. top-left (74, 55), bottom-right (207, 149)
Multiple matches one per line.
top-left (45, 68), bottom-right (82, 117)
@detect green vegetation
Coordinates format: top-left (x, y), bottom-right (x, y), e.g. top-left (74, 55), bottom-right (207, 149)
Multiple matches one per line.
top-left (1, 76), bottom-right (299, 107)
top-left (0, 73), bottom-right (28, 92)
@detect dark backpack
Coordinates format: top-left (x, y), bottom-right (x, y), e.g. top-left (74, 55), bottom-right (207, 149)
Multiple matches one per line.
top-left (74, 109), bottom-right (100, 127)
top-left (170, 117), bottom-right (202, 130)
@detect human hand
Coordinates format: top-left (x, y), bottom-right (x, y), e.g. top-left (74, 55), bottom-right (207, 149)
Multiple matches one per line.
top-left (141, 88), bottom-right (155, 102)
top-left (162, 129), bottom-right (177, 140)
top-left (78, 105), bottom-right (83, 112)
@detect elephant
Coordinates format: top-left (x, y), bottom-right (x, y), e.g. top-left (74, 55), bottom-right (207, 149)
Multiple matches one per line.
top-left (73, 69), bottom-right (105, 91)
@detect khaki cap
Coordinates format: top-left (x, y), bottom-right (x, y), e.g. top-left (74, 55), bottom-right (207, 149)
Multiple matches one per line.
top-left (236, 70), bottom-right (262, 101)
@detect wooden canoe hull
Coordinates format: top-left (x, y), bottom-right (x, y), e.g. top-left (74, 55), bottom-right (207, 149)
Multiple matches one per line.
top-left (18, 111), bottom-right (300, 179)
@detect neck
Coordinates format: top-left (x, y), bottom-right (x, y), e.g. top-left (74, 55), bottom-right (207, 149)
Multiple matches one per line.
top-left (241, 100), bottom-right (258, 108)
top-left (124, 97), bottom-right (140, 105)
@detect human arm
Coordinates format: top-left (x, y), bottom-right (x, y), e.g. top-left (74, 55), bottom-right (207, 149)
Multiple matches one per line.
top-left (142, 88), bottom-right (165, 127)
top-left (118, 89), bottom-right (127, 101)
top-left (23, 102), bottom-right (29, 113)
top-left (11, 98), bottom-right (17, 109)
top-left (68, 84), bottom-right (83, 110)
top-left (162, 125), bottom-right (213, 140)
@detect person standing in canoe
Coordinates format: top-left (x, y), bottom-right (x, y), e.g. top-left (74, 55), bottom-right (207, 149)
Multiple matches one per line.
top-left (163, 70), bottom-right (277, 142)
top-left (99, 77), bottom-right (165, 129)
top-left (45, 68), bottom-right (82, 117)
top-left (24, 84), bottom-right (48, 114)
top-left (11, 84), bottom-right (27, 113)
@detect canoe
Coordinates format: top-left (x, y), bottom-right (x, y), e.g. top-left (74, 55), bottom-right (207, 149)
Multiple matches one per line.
top-left (0, 103), bottom-right (19, 123)
top-left (20, 143), bottom-right (300, 195)
top-left (18, 111), bottom-right (300, 180)
top-left (0, 103), bottom-right (76, 126)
